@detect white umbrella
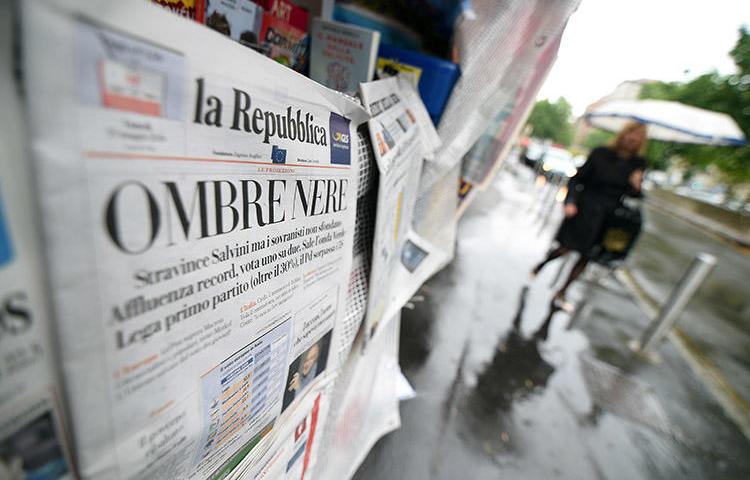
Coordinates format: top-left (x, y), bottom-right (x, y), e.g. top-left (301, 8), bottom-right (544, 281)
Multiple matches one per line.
top-left (584, 99), bottom-right (746, 146)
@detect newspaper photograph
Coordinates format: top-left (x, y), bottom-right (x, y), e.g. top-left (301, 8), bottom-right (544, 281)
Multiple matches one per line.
top-left (21, 1), bottom-right (367, 478)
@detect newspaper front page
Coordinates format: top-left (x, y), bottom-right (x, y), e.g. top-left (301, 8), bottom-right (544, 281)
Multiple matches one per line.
top-left (359, 77), bottom-right (445, 338)
top-left (21, 1), bottom-right (367, 478)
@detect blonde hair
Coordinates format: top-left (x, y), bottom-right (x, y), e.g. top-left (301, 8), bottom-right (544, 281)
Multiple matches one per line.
top-left (611, 121), bottom-right (648, 155)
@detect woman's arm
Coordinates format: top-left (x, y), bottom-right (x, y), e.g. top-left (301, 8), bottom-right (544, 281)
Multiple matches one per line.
top-left (626, 157), bottom-right (647, 197)
top-left (628, 169), bottom-right (644, 194)
top-left (563, 148), bottom-right (598, 215)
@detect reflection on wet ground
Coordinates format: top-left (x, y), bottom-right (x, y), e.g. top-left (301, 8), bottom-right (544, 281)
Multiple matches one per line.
top-left (473, 288), bottom-right (555, 413)
top-left (354, 167), bottom-right (750, 480)
top-left (398, 298), bottom-right (434, 372)
top-left (457, 287), bottom-right (557, 463)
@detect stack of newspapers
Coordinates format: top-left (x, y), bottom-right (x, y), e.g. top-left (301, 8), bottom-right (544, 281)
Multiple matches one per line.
top-left (0, 1), bottom-right (446, 479)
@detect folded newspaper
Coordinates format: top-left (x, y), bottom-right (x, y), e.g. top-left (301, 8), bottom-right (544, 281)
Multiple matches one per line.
top-left (359, 77), bottom-right (447, 340)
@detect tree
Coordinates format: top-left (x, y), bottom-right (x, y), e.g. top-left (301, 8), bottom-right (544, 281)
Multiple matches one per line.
top-left (526, 97), bottom-right (574, 146)
top-left (639, 27), bottom-right (750, 197)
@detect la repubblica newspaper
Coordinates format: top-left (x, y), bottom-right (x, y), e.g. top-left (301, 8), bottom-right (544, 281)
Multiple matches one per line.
top-left (6, 0), bottom-right (369, 478)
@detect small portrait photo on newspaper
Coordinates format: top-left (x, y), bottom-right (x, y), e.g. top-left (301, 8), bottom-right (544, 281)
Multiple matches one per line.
top-left (282, 330), bottom-right (332, 413)
top-left (401, 239), bottom-right (428, 273)
top-left (0, 411), bottom-right (70, 480)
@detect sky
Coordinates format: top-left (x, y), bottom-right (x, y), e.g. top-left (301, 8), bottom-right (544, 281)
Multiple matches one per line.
top-left (537, 0), bottom-right (750, 117)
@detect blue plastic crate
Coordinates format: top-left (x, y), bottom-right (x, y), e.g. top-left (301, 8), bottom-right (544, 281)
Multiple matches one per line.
top-left (378, 43), bottom-right (460, 125)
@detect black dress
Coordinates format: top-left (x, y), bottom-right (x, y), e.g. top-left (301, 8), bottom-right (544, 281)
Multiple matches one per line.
top-left (556, 147), bottom-right (647, 257)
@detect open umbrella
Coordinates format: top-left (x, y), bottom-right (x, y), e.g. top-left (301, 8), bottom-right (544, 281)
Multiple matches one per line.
top-left (583, 99), bottom-right (746, 146)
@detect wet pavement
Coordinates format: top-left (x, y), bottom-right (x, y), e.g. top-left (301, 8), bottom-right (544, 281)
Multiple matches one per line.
top-left (352, 163), bottom-right (750, 479)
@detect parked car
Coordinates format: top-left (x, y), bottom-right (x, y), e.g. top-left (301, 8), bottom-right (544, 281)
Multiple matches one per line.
top-left (521, 140), bottom-right (576, 179)
top-left (520, 139), bottom-right (544, 168)
top-left (540, 148), bottom-right (577, 179)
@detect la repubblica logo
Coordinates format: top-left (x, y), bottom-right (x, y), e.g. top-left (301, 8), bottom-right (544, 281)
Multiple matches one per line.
top-left (329, 112), bottom-right (351, 165)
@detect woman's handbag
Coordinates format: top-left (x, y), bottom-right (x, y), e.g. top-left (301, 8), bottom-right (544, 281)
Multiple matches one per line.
top-left (591, 199), bottom-right (643, 265)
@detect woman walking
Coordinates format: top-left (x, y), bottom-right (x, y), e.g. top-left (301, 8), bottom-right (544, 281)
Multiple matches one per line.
top-left (531, 121), bottom-right (648, 305)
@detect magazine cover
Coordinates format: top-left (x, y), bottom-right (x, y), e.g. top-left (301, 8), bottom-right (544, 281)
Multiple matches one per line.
top-left (309, 18), bottom-right (380, 94)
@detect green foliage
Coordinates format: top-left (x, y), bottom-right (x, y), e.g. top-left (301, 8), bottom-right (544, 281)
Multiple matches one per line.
top-left (643, 141), bottom-right (676, 171)
top-left (526, 97), bottom-right (574, 146)
top-left (639, 27), bottom-right (750, 187)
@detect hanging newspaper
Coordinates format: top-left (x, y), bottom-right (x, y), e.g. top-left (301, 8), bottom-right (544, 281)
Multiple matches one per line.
top-left (359, 77), bottom-right (446, 338)
top-left (20, 0), bottom-right (367, 478)
top-left (315, 314), bottom-right (401, 480)
top-left (0, 4), bottom-right (74, 478)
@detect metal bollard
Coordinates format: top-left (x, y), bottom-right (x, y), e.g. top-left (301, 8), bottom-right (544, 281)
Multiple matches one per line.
top-left (638, 253), bottom-right (717, 352)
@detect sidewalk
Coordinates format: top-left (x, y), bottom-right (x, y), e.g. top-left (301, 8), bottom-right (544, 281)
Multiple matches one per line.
top-left (352, 164), bottom-right (750, 480)
top-left (645, 188), bottom-right (750, 248)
